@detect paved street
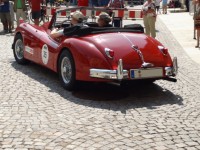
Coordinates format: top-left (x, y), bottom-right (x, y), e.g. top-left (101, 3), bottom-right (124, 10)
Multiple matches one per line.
top-left (0, 11), bottom-right (200, 149)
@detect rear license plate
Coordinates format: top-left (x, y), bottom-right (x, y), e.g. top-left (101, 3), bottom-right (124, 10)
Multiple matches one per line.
top-left (130, 68), bottom-right (163, 79)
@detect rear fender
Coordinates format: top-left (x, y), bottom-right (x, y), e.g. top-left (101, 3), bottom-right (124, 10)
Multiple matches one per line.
top-left (56, 39), bottom-right (112, 81)
top-left (143, 37), bottom-right (173, 67)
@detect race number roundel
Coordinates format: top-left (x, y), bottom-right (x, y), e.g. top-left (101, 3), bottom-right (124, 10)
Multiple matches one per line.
top-left (42, 44), bottom-right (49, 65)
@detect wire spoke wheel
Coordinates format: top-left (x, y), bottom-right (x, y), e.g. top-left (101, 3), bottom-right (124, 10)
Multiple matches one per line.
top-left (13, 34), bottom-right (29, 64)
top-left (61, 57), bottom-right (72, 84)
top-left (58, 50), bottom-right (76, 90)
top-left (15, 39), bottom-right (24, 60)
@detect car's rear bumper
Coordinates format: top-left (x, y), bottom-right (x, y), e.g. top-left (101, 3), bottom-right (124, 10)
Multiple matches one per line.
top-left (90, 57), bottom-right (178, 82)
top-left (90, 59), bottom-right (129, 80)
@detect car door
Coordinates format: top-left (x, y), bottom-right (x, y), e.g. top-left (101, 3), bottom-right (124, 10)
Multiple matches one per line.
top-left (23, 24), bottom-right (42, 63)
top-left (36, 30), bottom-right (60, 71)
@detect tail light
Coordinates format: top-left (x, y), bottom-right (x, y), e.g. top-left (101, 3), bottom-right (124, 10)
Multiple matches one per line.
top-left (158, 46), bottom-right (168, 56)
top-left (105, 48), bottom-right (114, 59)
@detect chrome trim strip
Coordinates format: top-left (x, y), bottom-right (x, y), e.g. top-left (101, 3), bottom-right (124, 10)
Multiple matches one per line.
top-left (90, 69), bottom-right (128, 79)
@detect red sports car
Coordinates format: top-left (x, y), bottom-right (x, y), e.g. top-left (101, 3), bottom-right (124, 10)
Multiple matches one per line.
top-left (12, 7), bottom-right (178, 90)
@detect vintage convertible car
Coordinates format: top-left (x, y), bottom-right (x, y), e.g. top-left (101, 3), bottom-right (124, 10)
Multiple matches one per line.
top-left (12, 7), bottom-right (178, 90)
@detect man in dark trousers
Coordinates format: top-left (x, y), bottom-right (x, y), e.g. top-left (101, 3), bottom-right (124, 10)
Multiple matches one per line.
top-left (29, 0), bottom-right (43, 25)
top-left (185, 0), bottom-right (189, 12)
top-left (0, 0), bottom-right (12, 33)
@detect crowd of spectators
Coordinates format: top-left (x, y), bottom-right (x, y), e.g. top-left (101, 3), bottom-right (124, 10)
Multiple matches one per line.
top-left (0, 0), bottom-right (186, 38)
top-left (0, 0), bottom-right (123, 33)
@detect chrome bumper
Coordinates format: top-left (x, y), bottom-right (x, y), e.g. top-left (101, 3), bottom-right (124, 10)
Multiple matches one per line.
top-left (90, 59), bottom-right (129, 80)
top-left (165, 57), bottom-right (178, 77)
top-left (90, 57), bottom-right (178, 81)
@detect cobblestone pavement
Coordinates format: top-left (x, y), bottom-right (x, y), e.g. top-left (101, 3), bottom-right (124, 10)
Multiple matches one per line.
top-left (0, 17), bottom-right (200, 150)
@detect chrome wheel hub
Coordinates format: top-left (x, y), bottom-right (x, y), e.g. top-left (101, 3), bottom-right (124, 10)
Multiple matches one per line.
top-left (15, 39), bottom-right (24, 60)
top-left (61, 57), bottom-right (72, 84)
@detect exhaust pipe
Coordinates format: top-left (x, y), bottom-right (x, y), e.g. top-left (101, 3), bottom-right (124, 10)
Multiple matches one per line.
top-left (163, 77), bottom-right (177, 82)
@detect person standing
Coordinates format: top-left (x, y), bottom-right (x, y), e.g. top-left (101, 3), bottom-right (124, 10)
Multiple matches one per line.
top-left (72, 0), bottom-right (77, 6)
top-left (14, 0), bottom-right (27, 26)
top-left (193, 0), bottom-right (200, 47)
top-left (162, 0), bottom-right (168, 14)
top-left (9, 0), bottom-right (15, 29)
top-left (185, 0), bottom-right (189, 12)
top-left (45, 0), bottom-right (49, 6)
top-left (155, 0), bottom-right (161, 14)
top-left (64, 0), bottom-right (70, 7)
top-left (49, 0), bottom-right (55, 6)
top-left (90, 0), bottom-right (99, 6)
top-left (0, 1), bottom-right (6, 31)
top-left (29, 0), bottom-right (43, 25)
top-left (142, 0), bottom-right (156, 38)
top-left (108, 0), bottom-right (124, 27)
top-left (0, 1), bottom-right (4, 31)
top-left (0, 0), bottom-right (12, 33)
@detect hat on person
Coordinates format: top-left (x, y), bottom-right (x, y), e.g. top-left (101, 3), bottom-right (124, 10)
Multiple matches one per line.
top-left (98, 12), bottom-right (112, 22)
top-left (71, 11), bottom-right (84, 21)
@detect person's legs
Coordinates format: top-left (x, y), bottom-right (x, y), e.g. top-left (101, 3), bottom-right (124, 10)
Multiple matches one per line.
top-left (32, 11), bottom-right (41, 25)
top-left (196, 30), bottom-right (200, 47)
top-left (162, 4), bottom-right (167, 14)
top-left (16, 9), bottom-right (20, 26)
top-left (149, 16), bottom-right (156, 38)
top-left (94, 0), bottom-right (99, 6)
top-left (19, 9), bottom-right (26, 22)
top-left (10, 10), bottom-right (15, 29)
top-left (16, 9), bottom-right (26, 26)
top-left (157, 6), bottom-right (161, 14)
top-left (34, 19), bottom-right (39, 25)
top-left (164, 5), bottom-right (167, 14)
top-left (0, 13), bottom-right (5, 31)
top-left (156, 6), bottom-right (159, 14)
top-left (5, 13), bottom-right (12, 32)
top-left (73, 0), bottom-right (77, 5)
top-left (143, 16), bottom-right (150, 36)
top-left (4, 21), bottom-right (8, 31)
top-left (113, 18), bottom-right (121, 27)
top-left (1, 13), bottom-right (8, 32)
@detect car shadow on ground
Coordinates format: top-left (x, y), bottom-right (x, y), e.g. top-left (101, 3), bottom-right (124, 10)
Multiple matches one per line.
top-left (11, 61), bottom-right (183, 111)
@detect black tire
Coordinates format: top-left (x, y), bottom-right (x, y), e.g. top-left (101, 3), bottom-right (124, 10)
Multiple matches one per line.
top-left (58, 50), bottom-right (76, 90)
top-left (13, 34), bottom-right (29, 64)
